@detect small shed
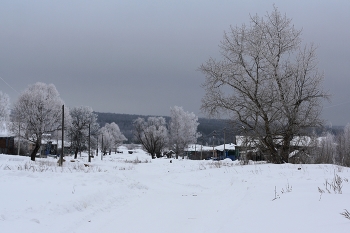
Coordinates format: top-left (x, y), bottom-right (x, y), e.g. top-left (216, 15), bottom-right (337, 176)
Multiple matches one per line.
top-left (0, 133), bottom-right (15, 154)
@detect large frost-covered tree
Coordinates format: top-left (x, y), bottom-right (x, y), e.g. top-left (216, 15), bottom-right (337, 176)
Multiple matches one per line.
top-left (0, 91), bottom-right (10, 132)
top-left (133, 117), bottom-right (168, 159)
top-left (68, 106), bottom-right (99, 159)
top-left (169, 106), bottom-right (200, 159)
top-left (200, 6), bottom-right (328, 163)
top-left (12, 82), bottom-right (67, 161)
top-left (99, 122), bottom-right (127, 155)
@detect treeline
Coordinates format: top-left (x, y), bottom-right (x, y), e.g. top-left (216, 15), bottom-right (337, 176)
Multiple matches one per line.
top-left (95, 112), bottom-right (344, 146)
top-left (95, 112), bottom-right (231, 144)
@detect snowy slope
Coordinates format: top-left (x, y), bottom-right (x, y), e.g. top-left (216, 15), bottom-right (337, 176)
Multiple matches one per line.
top-left (0, 148), bottom-right (349, 233)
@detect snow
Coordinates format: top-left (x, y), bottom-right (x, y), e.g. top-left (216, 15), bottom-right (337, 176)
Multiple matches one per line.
top-left (1, 147), bottom-right (350, 233)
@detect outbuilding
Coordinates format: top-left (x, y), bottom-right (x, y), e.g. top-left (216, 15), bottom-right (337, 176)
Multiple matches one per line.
top-left (0, 133), bottom-right (15, 154)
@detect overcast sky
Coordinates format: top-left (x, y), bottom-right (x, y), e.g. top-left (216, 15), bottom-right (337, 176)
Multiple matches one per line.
top-left (0, 0), bottom-right (349, 126)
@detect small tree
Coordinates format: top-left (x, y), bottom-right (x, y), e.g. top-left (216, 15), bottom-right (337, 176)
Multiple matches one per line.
top-left (169, 106), bottom-right (200, 159)
top-left (338, 124), bottom-right (350, 166)
top-left (99, 122), bottom-right (127, 155)
top-left (133, 117), bottom-right (168, 159)
top-left (68, 106), bottom-right (99, 159)
top-left (12, 82), bottom-right (67, 161)
top-left (315, 132), bottom-right (337, 164)
top-left (0, 91), bottom-right (10, 132)
top-left (99, 129), bottom-right (112, 156)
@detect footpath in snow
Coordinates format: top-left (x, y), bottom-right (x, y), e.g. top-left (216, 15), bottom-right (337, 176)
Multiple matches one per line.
top-left (0, 147), bottom-right (349, 233)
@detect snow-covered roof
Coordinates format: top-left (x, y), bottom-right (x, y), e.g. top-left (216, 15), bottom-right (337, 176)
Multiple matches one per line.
top-left (235, 136), bottom-right (259, 147)
top-left (45, 140), bottom-right (71, 147)
top-left (214, 143), bottom-right (236, 151)
top-left (236, 135), bottom-right (315, 147)
top-left (290, 136), bottom-right (312, 147)
top-left (289, 150), bottom-right (299, 158)
top-left (0, 123), bottom-right (14, 137)
top-left (0, 131), bottom-right (14, 137)
top-left (185, 144), bottom-right (213, 152)
top-left (185, 143), bottom-right (237, 152)
top-left (0, 133), bottom-right (14, 137)
top-left (30, 137), bottom-right (71, 147)
top-left (289, 150), bottom-right (310, 158)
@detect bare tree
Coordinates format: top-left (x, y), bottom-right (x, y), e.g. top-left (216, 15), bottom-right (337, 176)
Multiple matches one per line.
top-left (12, 82), bottom-right (68, 161)
top-left (133, 117), bottom-right (168, 159)
top-left (200, 6), bottom-right (328, 163)
top-left (68, 106), bottom-right (99, 159)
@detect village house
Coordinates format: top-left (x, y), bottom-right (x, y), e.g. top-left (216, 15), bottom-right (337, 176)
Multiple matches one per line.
top-left (185, 143), bottom-right (239, 161)
top-left (185, 144), bottom-right (214, 160)
top-left (235, 135), bottom-right (316, 163)
top-left (235, 136), bottom-right (262, 161)
top-left (214, 143), bottom-right (239, 160)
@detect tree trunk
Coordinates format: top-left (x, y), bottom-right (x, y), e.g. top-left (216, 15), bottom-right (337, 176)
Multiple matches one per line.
top-left (30, 140), bottom-right (41, 161)
top-left (175, 145), bottom-right (179, 159)
top-left (156, 152), bottom-right (162, 158)
top-left (263, 135), bottom-right (281, 164)
top-left (281, 136), bottom-right (292, 163)
top-left (74, 147), bottom-right (79, 159)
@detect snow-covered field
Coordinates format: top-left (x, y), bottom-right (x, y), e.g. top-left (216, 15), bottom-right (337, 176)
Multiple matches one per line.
top-left (1, 147), bottom-right (349, 233)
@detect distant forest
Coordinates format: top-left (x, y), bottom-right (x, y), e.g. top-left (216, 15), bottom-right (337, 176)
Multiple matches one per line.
top-left (95, 112), bottom-right (236, 145)
top-left (95, 112), bottom-right (343, 145)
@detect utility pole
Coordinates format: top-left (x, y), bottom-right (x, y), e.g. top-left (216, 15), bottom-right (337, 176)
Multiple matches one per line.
top-left (101, 134), bottom-right (103, 160)
top-left (96, 136), bottom-right (99, 156)
top-left (201, 144), bottom-right (203, 160)
top-left (17, 123), bottom-right (20, 155)
top-left (56, 129), bottom-right (58, 157)
top-left (212, 130), bottom-right (216, 159)
top-left (88, 124), bottom-right (91, 162)
top-left (223, 128), bottom-right (226, 159)
top-left (59, 105), bottom-right (64, 166)
top-left (194, 143), bottom-right (197, 159)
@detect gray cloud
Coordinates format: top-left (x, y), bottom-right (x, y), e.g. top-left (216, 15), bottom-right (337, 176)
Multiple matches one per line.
top-left (0, 0), bottom-right (349, 126)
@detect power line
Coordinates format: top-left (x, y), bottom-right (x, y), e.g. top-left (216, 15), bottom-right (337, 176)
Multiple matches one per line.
top-left (324, 101), bottom-right (350, 109)
top-left (0, 76), bottom-right (20, 94)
